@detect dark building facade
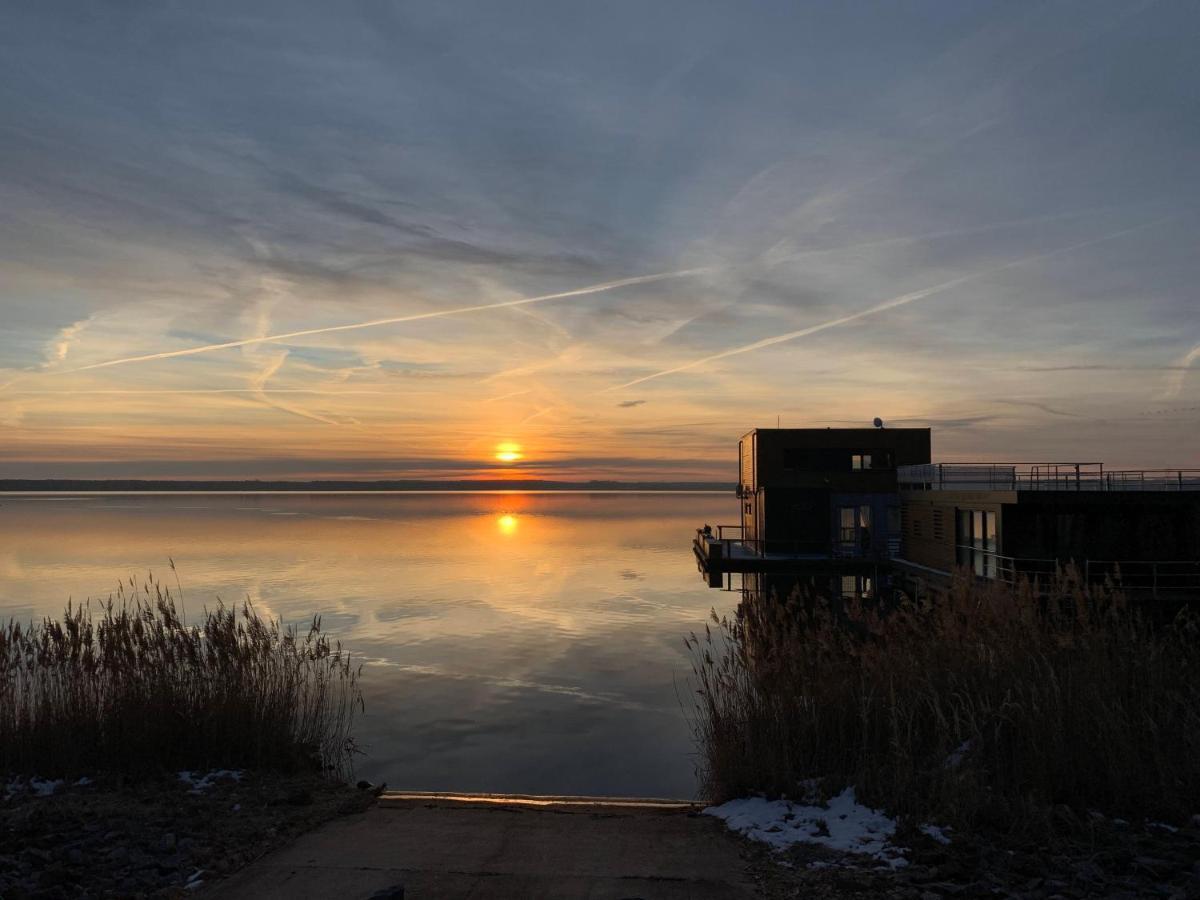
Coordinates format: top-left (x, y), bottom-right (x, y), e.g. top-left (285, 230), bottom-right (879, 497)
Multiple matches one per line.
top-left (897, 463), bottom-right (1200, 594)
top-left (697, 433), bottom-right (1200, 599)
top-left (737, 427), bottom-right (931, 556)
top-left (695, 427), bottom-right (930, 590)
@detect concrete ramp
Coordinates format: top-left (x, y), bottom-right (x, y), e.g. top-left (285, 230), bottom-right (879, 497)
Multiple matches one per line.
top-left (208, 792), bottom-right (759, 899)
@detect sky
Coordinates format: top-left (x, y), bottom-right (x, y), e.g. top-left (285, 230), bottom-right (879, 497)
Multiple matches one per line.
top-left (1, 0), bottom-right (1198, 481)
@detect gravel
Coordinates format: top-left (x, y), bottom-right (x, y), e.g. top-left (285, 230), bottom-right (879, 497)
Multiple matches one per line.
top-left (748, 815), bottom-right (1200, 899)
top-left (0, 771), bottom-right (376, 898)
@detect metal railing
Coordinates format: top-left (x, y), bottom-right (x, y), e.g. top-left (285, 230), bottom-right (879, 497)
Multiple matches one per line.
top-left (1083, 559), bottom-right (1200, 593)
top-left (697, 524), bottom-right (897, 560)
top-left (950, 547), bottom-right (1200, 594)
top-left (899, 462), bottom-right (1200, 492)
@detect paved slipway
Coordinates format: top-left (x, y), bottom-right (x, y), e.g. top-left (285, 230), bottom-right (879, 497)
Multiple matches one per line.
top-left (207, 793), bottom-right (759, 900)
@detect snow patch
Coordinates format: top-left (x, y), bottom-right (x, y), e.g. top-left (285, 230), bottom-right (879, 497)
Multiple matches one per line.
top-left (920, 823), bottom-right (952, 845)
top-left (943, 739), bottom-right (975, 770)
top-left (4, 776), bottom-right (65, 799)
top-left (705, 788), bottom-right (908, 867)
top-left (177, 770), bottom-right (242, 793)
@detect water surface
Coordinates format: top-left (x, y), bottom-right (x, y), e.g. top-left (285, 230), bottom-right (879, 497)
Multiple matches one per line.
top-left (0, 492), bottom-right (733, 797)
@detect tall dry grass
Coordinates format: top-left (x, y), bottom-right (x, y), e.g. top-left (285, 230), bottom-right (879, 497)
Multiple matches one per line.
top-left (0, 573), bottom-right (363, 777)
top-left (687, 569), bottom-right (1200, 828)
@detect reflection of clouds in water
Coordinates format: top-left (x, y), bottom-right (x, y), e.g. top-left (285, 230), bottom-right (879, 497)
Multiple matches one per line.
top-left (359, 658), bottom-right (664, 714)
top-left (0, 493), bottom-right (730, 795)
top-left (374, 602), bottom-right (442, 623)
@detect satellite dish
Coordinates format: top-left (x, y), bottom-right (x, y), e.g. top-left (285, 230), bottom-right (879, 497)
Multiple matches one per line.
top-left (873, 417), bottom-right (884, 429)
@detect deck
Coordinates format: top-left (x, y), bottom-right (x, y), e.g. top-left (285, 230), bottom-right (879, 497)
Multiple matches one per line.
top-left (692, 526), bottom-right (888, 587)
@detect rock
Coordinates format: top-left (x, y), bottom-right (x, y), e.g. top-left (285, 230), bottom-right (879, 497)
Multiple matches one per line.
top-left (158, 833), bottom-right (177, 853)
top-left (368, 887), bottom-right (405, 900)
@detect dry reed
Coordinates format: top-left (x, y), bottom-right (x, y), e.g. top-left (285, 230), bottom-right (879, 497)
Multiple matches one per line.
top-left (0, 573), bottom-right (363, 778)
top-left (686, 568), bottom-right (1200, 829)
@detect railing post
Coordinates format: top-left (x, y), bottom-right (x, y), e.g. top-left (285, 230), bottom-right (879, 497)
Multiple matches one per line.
top-left (1075, 463), bottom-right (1080, 491)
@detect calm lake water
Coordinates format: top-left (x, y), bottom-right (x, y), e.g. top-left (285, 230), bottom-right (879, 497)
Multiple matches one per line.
top-left (0, 492), bottom-right (734, 798)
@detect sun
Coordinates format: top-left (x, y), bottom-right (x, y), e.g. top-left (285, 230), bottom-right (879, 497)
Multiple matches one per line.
top-left (496, 514), bottom-right (518, 535)
top-left (494, 442), bottom-right (523, 463)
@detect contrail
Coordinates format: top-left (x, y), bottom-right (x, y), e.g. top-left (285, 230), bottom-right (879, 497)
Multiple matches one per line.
top-left (248, 350), bottom-right (343, 426)
top-left (605, 217), bottom-right (1174, 392)
top-left (6, 388), bottom-right (401, 395)
top-left (480, 388), bottom-right (533, 404)
top-left (1164, 343), bottom-right (1200, 399)
top-left (58, 269), bottom-right (711, 375)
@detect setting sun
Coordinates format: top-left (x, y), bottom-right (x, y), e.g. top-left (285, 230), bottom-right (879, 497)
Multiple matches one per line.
top-left (494, 442), bottom-right (523, 463)
top-left (496, 513), bottom-right (518, 535)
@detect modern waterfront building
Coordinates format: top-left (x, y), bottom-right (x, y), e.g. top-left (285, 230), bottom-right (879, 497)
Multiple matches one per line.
top-left (695, 429), bottom-right (1200, 598)
top-left (897, 462), bottom-right (1200, 595)
top-left (694, 426), bottom-right (931, 590)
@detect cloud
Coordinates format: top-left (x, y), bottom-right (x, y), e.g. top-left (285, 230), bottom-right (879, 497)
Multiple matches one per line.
top-left (617, 400), bottom-right (645, 408)
top-left (605, 218), bottom-right (1174, 392)
top-left (44, 319), bottom-right (89, 365)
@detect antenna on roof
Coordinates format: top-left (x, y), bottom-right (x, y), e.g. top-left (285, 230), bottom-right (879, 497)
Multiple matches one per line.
top-left (777, 414), bottom-right (781, 429)
top-left (873, 417), bottom-right (884, 429)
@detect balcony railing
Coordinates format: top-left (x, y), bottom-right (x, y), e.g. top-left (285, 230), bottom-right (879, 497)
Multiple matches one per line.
top-left (899, 462), bottom-right (1200, 492)
top-left (947, 547), bottom-right (1200, 594)
top-left (697, 524), bottom-right (897, 561)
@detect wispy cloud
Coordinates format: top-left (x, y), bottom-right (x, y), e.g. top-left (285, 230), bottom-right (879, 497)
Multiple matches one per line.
top-left (44, 318), bottom-right (89, 365)
top-left (605, 219), bottom-right (1174, 392)
top-left (50, 269), bottom-right (711, 377)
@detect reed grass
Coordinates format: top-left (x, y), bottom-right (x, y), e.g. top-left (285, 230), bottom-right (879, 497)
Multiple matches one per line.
top-left (687, 569), bottom-right (1200, 829)
top-left (0, 572), bottom-right (363, 778)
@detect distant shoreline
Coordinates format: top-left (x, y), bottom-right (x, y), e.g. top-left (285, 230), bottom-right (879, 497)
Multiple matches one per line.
top-left (0, 479), bottom-right (732, 493)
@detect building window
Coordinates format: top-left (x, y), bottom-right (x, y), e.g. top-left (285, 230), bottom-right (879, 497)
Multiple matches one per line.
top-left (851, 453), bottom-right (872, 470)
top-left (956, 509), bottom-right (998, 578)
top-left (838, 505), bottom-right (872, 555)
top-left (841, 575), bottom-right (874, 599)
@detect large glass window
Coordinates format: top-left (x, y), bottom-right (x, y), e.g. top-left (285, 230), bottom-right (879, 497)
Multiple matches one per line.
top-left (956, 509), bottom-right (998, 577)
top-left (840, 575), bottom-right (874, 599)
top-left (838, 505), bottom-right (872, 555)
